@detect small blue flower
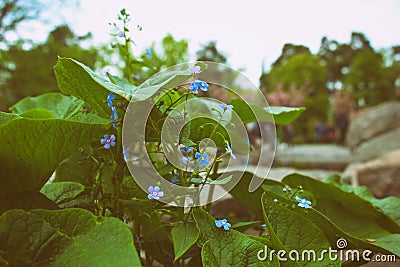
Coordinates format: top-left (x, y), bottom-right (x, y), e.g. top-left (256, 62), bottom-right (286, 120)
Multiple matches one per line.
top-left (107, 92), bottom-right (115, 107)
top-left (180, 146), bottom-right (194, 153)
top-left (101, 134), bottom-right (116, 149)
top-left (219, 103), bottom-right (233, 111)
top-left (188, 65), bottom-right (201, 75)
top-left (145, 48), bottom-right (152, 58)
top-left (148, 186), bottom-right (164, 200)
top-left (170, 177), bottom-right (180, 184)
top-left (181, 156), bottom-right (192, 165)
top-left (225, 143), bottom-right (236, 159)
top-left (195, 152), bottom-right (209, 167)
top-left (295, 196), bottom-right (312, 209)
top-left (132, 74), bottom-right (140, 80)
top-left (189, 80), bottom-right (209, 93)
top-left (118, 32), bottom-right (124, 38)
top-left (215, 219), bottom-right (231, 231)
top-left (261, 223), bottom-right (267, 227)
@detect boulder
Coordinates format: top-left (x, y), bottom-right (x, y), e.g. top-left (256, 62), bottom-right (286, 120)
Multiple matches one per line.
top-left (342, 149), bottom-right (400, 198)
top-left (346, 101), bottom-right (400, 149)
top-left (275, 144), bottom-right (350, 170)
top-left (351, 127), bottom-right (400, 162)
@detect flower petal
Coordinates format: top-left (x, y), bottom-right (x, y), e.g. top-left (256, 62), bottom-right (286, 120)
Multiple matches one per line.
top-left (215, 220), bottom-right (223, 227)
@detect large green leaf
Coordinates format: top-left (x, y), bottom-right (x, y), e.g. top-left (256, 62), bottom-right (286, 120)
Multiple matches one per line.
top-left (193, 207), bottom-right (279, 266)
top-left (54, 57), bottom-right (127, 117)
top-left (0, 112), bottom-right (20, 125)
top-left (0, 191), bottom-right (58, 214)
top-left (283, 174), bottom-right (400, 235)
top-left (261, 193), bottom-right (340, 266)
top-left (230, 98), bottom-right (305, 125)
top-left (323, 175), bottom-right (400, 226)
top-left (10, 93), bottom-right (84, 119)
top-left (220, 171), bottom-right (284, 217)
top-left (0, 208), bottom-right (141, 266)
top-left (266, 106), bottom-right (306, 125)
top-left (282, 174), bottom-right (400, 257)
top-left (0, 112), bottom-right (109, 197)
top-left (132, 69), bottom-right (194, 102)
top-left (171, 221), bottom-right (199, 261)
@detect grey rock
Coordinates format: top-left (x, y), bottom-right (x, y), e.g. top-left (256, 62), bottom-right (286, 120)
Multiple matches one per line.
top-left (352, 127), bottom-right (400, 162)
top-left (275, 144), bottom-right (351, 170)
top-left (343, 150), bottom-right (400, 198)
top-left (346, 101), bottom-right (400, 149)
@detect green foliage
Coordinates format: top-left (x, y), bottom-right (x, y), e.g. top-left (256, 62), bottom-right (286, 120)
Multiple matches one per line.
top-left (193, 208), bottom-right (279, 266)
top-left (172, 221), bottom-right (199, 261)
top-left (1, 11), bottom-right (399, 266)
top-left (267, 53), bottom-right (329, 141)
top-left (345, 49), bottom-right (396, 106)
top-left (0, 208), bottom-right (141, 266)
top-left (0, 112), bottom-right (109, 198)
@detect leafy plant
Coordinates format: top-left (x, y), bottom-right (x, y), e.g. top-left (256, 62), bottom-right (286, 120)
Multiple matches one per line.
top-left (0, 9), bottom-right (398, 267)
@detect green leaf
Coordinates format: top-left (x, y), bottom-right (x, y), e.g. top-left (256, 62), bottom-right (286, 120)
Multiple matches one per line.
top-left (193, 207), bottom-right (279, 266)
top-left (0, 208), bottom-right (141, 266)
top-left (231, 221), bottom-right (261, 232)
top-left (54, 150), bottom-right (98, 186)
top-left (209, 175), bottom-right (233, 185)
top-left (107, 72), bottom-right (138, 96)
top-left (0, 112), bottom-right (109, 198)
top-left (230, 98), bottom-right (305, 125)
top-left (10, 93), bottom-right (84, 119)
top-left (172, 221), bottom-right (199, 261)
top-left (132, 70), bottom-right (192, 102)
top-left (283, 174), bottom-right (400, 235)
top-left (261, 193), bottom-right (340, 266)
top-left (40, 182), bottom-right (85, 204)
top-left (220, 171), bottom-right (284, 216)
top-left (282, 173), bottom-right (400, 257)
top-left (0, 112), bottom-right (20, 125)
top-left (0, 191), bottom-right (58, 214)
top-left (19, 108), bottom-right (54, 119)
top-left (323, 175), bottom-right (400, 226)
top-left (54, 57), bottom-right (127, 117)
top-left (266, 106), bottom-right (305, 125)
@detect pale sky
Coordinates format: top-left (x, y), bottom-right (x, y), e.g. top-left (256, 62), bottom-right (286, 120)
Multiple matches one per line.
top-left (17, 0), bottom-right (400, 85)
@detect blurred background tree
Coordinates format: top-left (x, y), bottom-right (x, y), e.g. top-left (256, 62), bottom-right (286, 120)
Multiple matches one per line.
top-left (0, 25), bottom-right (98, 110)
top-left (260, 32), bottom-right (400, 143)
top-left (265, 53), bottom-right (328, 142)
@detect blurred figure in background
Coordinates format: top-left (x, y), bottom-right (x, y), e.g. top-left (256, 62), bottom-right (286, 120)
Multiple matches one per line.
top-left (333, 90), bottom-right (352, 145)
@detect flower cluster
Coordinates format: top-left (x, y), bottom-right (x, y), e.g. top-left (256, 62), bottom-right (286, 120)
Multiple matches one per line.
top-left (190, 80), bottom-right (209, 93)
top-left (215, 219), bottom-right (231, 231)
top-left (107, 92), bottom-right (119, 128)
top-left (195, 152), bottom-right (209, 167)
